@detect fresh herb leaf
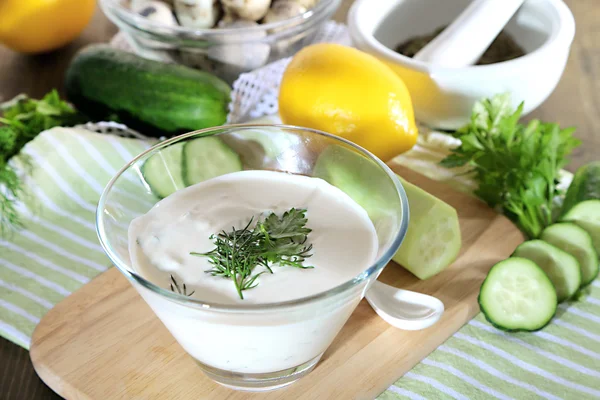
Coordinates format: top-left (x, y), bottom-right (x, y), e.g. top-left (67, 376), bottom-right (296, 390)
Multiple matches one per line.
top-left (441, 94), bottom-right (580, 239)
top-left (0, 90), bottom-right (86, 235)
top-left (261, 208), bottom-right (311, 240)
top-left (191, 208), bottom-right (313, 299)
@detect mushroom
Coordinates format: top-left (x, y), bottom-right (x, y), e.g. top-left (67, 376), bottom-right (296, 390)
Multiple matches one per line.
top-left (261, 0), bottom-right (309, 55)
top-left (129, 1), bottom-right (178, 53)
top-left (220, 0), bottom-right (272, 22)
top-left (217, 11), bottom-right (236, 26)
top-left (262, 0), bottom-right (306, 23)
top-left (132, 1), bottom-right (179, 26)
top-left (294, 0), bottom-right (317, 9)
top-left (174, 0), bottom-right (221, 29)
top-left (129, 0), bottom-right (144, 10)
top-left (129, 0), bottom-right (146, 10)
top-left (130, 0), bottom-right (175, 11)
top-left (207, 20), bottom-right (271, 79)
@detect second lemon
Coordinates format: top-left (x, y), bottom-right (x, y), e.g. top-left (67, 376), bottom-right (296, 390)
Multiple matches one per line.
top-left (0, 0), bottom-right (95, 54)
top-left (279, 43), bottom-right (418, 161)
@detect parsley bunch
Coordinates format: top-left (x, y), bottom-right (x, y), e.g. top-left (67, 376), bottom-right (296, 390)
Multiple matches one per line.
top-left (441, 94), bottom-right (580, 239)
top-left (0, 90), bottom-right (86, 236)
top-left (191, 208), bottom-right (313, 299)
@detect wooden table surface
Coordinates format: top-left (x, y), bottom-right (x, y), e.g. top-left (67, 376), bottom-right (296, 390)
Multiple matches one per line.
top-left (0, 1), bottom-right (597, 398)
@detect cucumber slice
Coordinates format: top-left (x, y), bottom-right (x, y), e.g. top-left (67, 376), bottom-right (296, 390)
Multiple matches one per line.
top-left (141, 142), bottom-right (185, 199)
top-left (541, 223), bottom-right (599, 287)
top-left (479, 258), bottom-right (557, 332)
top-left (182, 137), bottom-right (242, 186)
top-left (392, 177), bottom-right (461, 280)
top-left (561, 200), bottom-right (600, 256)
top-left (513, 240), bottom-right (581, 302)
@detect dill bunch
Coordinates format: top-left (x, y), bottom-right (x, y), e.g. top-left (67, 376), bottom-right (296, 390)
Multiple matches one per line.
top-left (191, 208), bottom-right (313, 299)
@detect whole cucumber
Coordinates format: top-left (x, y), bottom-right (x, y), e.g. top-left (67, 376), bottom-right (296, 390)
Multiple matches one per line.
top-left (65, 45), bottom-right (231, 136)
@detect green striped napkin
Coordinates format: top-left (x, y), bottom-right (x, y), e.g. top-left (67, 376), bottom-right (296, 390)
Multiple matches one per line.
top-left (0, 126), bottom-right (152, 347)
top-left (0, 126), bottom-right (598, 399)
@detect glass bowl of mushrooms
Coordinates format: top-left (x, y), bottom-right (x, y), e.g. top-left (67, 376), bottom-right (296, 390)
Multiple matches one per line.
top-left (100, 0), bottom-right (341, 83)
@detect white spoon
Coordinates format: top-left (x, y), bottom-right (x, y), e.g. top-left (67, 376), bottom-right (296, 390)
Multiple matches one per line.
top-left (365, 280), bottom-right (445, 331)
top-left (413, 0), bottom-right (526, 67)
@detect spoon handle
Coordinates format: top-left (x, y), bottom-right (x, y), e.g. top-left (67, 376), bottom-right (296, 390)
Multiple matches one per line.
top-left (413, 0), bottom-right (525, 67)
top-left (365, 280), bottom-right (445, 331)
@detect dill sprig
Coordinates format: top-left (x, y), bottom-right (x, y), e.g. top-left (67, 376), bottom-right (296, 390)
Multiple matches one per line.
top-left (169, 274), bottom-right (195, 297)
top-left (191, 208), bottom-right (313, 299)
top-left (0, 158), bottom-right (24, 237)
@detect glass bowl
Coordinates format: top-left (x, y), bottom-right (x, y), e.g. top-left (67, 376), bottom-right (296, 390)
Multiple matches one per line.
top-left (96, 125), bottom-right (408, 391)
top-left (100, 0), bottom-right (341, 83)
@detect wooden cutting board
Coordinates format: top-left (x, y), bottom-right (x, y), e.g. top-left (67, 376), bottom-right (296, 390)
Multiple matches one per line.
top-left (29, 165), bottom-right (524, 400)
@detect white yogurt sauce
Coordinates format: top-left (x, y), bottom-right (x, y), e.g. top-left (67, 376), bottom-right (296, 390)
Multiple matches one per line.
top-left (127, 170), bottom-right (379, 374)
top-left (129, 170), bottom-right (378, 304)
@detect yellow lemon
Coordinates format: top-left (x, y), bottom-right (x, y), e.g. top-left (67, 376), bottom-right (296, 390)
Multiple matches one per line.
top-left (279, 43), bottom-right (418, 161)
top-left (0, 0), bottom-right (96, 54)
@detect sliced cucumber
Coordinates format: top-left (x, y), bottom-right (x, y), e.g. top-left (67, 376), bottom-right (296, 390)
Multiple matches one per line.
top-left (182, 137), bottom-right (242, 186)
top-left (541, 223), bottom-right (599, 287)
top-left (561, 200), bottom-right (600, 256)
top-left (479, 258), bottom-right (557, 332)
top-left (392, 177), bottom-right (461, 280)
top-left (513, 240), bottom-right (581, 302)
top-left (141, 142), bottom-right (185, 199)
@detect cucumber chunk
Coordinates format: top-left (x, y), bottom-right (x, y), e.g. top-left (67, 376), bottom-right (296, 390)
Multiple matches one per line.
top-left (541, 223), bottom-right (599, 287)
top-left (479, 258), bottom-right (557, 331)
top-left (513, 240), bottom-right (581, 302)
top-left (392, 177), bottom-right (461, 280)
top-left (312, 145), bottom-right (397, 222)
top-left (182, 137), bottom-right (242, 186)
top-left (312, 144), bottom-right (461, 279)
top-left (561, 200), bottom-right (600, 256)
top-left (141, 142), bottom-right (185, 199)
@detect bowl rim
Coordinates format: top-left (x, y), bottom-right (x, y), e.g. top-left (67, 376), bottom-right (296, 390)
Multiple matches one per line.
top-left (347, 0), bottom-right (576, 74)
top-left (96, 124), bottom-right (410, 312)
top-left (100, 0), bottom-right (340, 39)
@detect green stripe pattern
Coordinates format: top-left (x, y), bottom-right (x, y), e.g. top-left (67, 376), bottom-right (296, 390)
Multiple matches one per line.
top-left (0, 127), bottom-right (151, 347)
top-left (0, 127), bottom-right (598, 399)
top-left (381, 290), bottom-right (600, 399)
